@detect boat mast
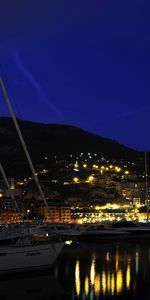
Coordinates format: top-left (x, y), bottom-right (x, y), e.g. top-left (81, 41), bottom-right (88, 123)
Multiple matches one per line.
top-left (0, 78), bottom-right (50, 213)
top-left (0, 162), bottom-right (19, 211)
top-left (144, 151), bottom-right (149, 222)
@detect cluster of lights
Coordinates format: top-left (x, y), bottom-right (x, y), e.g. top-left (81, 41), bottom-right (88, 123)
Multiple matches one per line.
top-left (72, 161), bottom-right (130, 175)
top-left (16, 168), bottom-right (49, 187)
top-left (76, 213), bottom-right (139, 224)
top-left (74, 202), bottom-right (145, 223)
top-left (73, 175), bottom-right (95, 184)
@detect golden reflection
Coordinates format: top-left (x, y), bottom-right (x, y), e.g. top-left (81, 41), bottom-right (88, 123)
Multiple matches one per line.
top-left (81, 250), bottom-right (135, 297)
top-left (116, 248), bottom-right (119, 272)
top-left (116, 270), bottom-right (123, 294)
top-left (85, 276), bottom-right (89, 296)
top-left (102, 271), bottom-right (107, 295)
top-left (75, 260), bottom-right (80, 296)
top-left (90, 255), bottom-right (96, 285)
top-left (111, 273), bottom-right (115, 295)
top-left (126, 264), bottom-right (131, 290)
top-left (94, 274), bottom-right (101, 296)
top-left (107, 272), bottom-right (111, 294)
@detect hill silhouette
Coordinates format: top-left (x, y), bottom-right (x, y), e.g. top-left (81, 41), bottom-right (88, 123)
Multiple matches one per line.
top-left (0, 117), bottom-right (141, 177)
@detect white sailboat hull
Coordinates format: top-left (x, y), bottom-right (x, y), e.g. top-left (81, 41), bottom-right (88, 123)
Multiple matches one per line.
top-left (0, 242), bottom-right (64, 274)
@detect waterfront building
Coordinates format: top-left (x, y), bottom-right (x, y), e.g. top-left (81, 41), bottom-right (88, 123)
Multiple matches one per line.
top-left (36, 200), bottom-right (71, 223)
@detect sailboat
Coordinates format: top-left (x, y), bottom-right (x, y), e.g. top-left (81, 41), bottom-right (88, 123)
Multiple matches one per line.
top-left (0, 78), bottom-right (64, 274)
top-left (0, 237), bottom-right (64, 274)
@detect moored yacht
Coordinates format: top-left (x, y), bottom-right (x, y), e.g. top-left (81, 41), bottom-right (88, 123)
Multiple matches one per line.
top-left (108, 221), bottom-right (150, 238)
top-left (78, 223), bottom-right (129, 241)
top-left (0, 237), bottom-right (64, 274)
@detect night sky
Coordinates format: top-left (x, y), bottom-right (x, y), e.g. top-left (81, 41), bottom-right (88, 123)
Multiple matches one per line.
top-left (0, 0), bottom-right (150, 151)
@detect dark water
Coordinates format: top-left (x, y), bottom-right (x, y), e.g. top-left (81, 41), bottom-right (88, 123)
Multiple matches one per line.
top-left (0, 241), bottom-right (150, 300)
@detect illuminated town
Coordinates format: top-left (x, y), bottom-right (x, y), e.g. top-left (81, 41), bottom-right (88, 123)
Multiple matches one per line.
top-left (0, 152), bottom-right (149, 224)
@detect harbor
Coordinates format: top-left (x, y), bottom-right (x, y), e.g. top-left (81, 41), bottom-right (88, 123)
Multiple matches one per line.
top-left (0, 1), bottom-right (150, 299)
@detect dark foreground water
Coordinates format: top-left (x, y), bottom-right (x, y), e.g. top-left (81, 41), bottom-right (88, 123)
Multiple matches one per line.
top-left (0, 241), bottom-right (150, 300)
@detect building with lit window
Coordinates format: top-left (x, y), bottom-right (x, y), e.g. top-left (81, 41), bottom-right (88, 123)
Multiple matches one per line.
top-left (36, 200), bottom-right (71, 223)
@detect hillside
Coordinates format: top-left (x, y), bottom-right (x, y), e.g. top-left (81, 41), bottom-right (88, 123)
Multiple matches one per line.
top-left (0, 117), bottom-right (141, 177)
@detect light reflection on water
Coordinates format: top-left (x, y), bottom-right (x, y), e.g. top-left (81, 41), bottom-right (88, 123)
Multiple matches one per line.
top-left (75, 260), bottom-right (80, 296)
top-left (74, 246), bottom-right (131, 297)
top-left (54, 241), bottom-right (150, 300)
top-left (0, 241), bottom-right (150, 300)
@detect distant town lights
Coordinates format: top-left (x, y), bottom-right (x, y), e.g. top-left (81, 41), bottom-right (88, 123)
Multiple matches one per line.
top-left (116, 167), bottom-right (121, 172)
top-left (74, 162), bottom-right (78, 168)
top-left (83, 164), bottom-right (87, 168)
top-left (88, 175), bottom-right (94, 183)
top-left (95, 206), bottom-right (100, 210)
top-left (93, 164), bottom-right (99, 169)
top-left (40, 169), bottom-right (48, 174)
top-left (73, 177), bottom-right (79, 183)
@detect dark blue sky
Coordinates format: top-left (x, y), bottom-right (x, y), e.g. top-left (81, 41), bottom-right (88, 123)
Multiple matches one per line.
top-left (0, 0), bottom-right (150, 151)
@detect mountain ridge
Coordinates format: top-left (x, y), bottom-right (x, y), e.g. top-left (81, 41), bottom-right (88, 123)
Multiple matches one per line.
top-left (0, 117), bottom-right (142, 177)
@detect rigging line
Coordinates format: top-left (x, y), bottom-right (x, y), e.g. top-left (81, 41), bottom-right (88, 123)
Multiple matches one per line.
top-left (144, 151), bottom-right (149, 222)
top-left (0, 78), bottom-right (53, 222)
top-left (0, 162), bottom-right (19, 211)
